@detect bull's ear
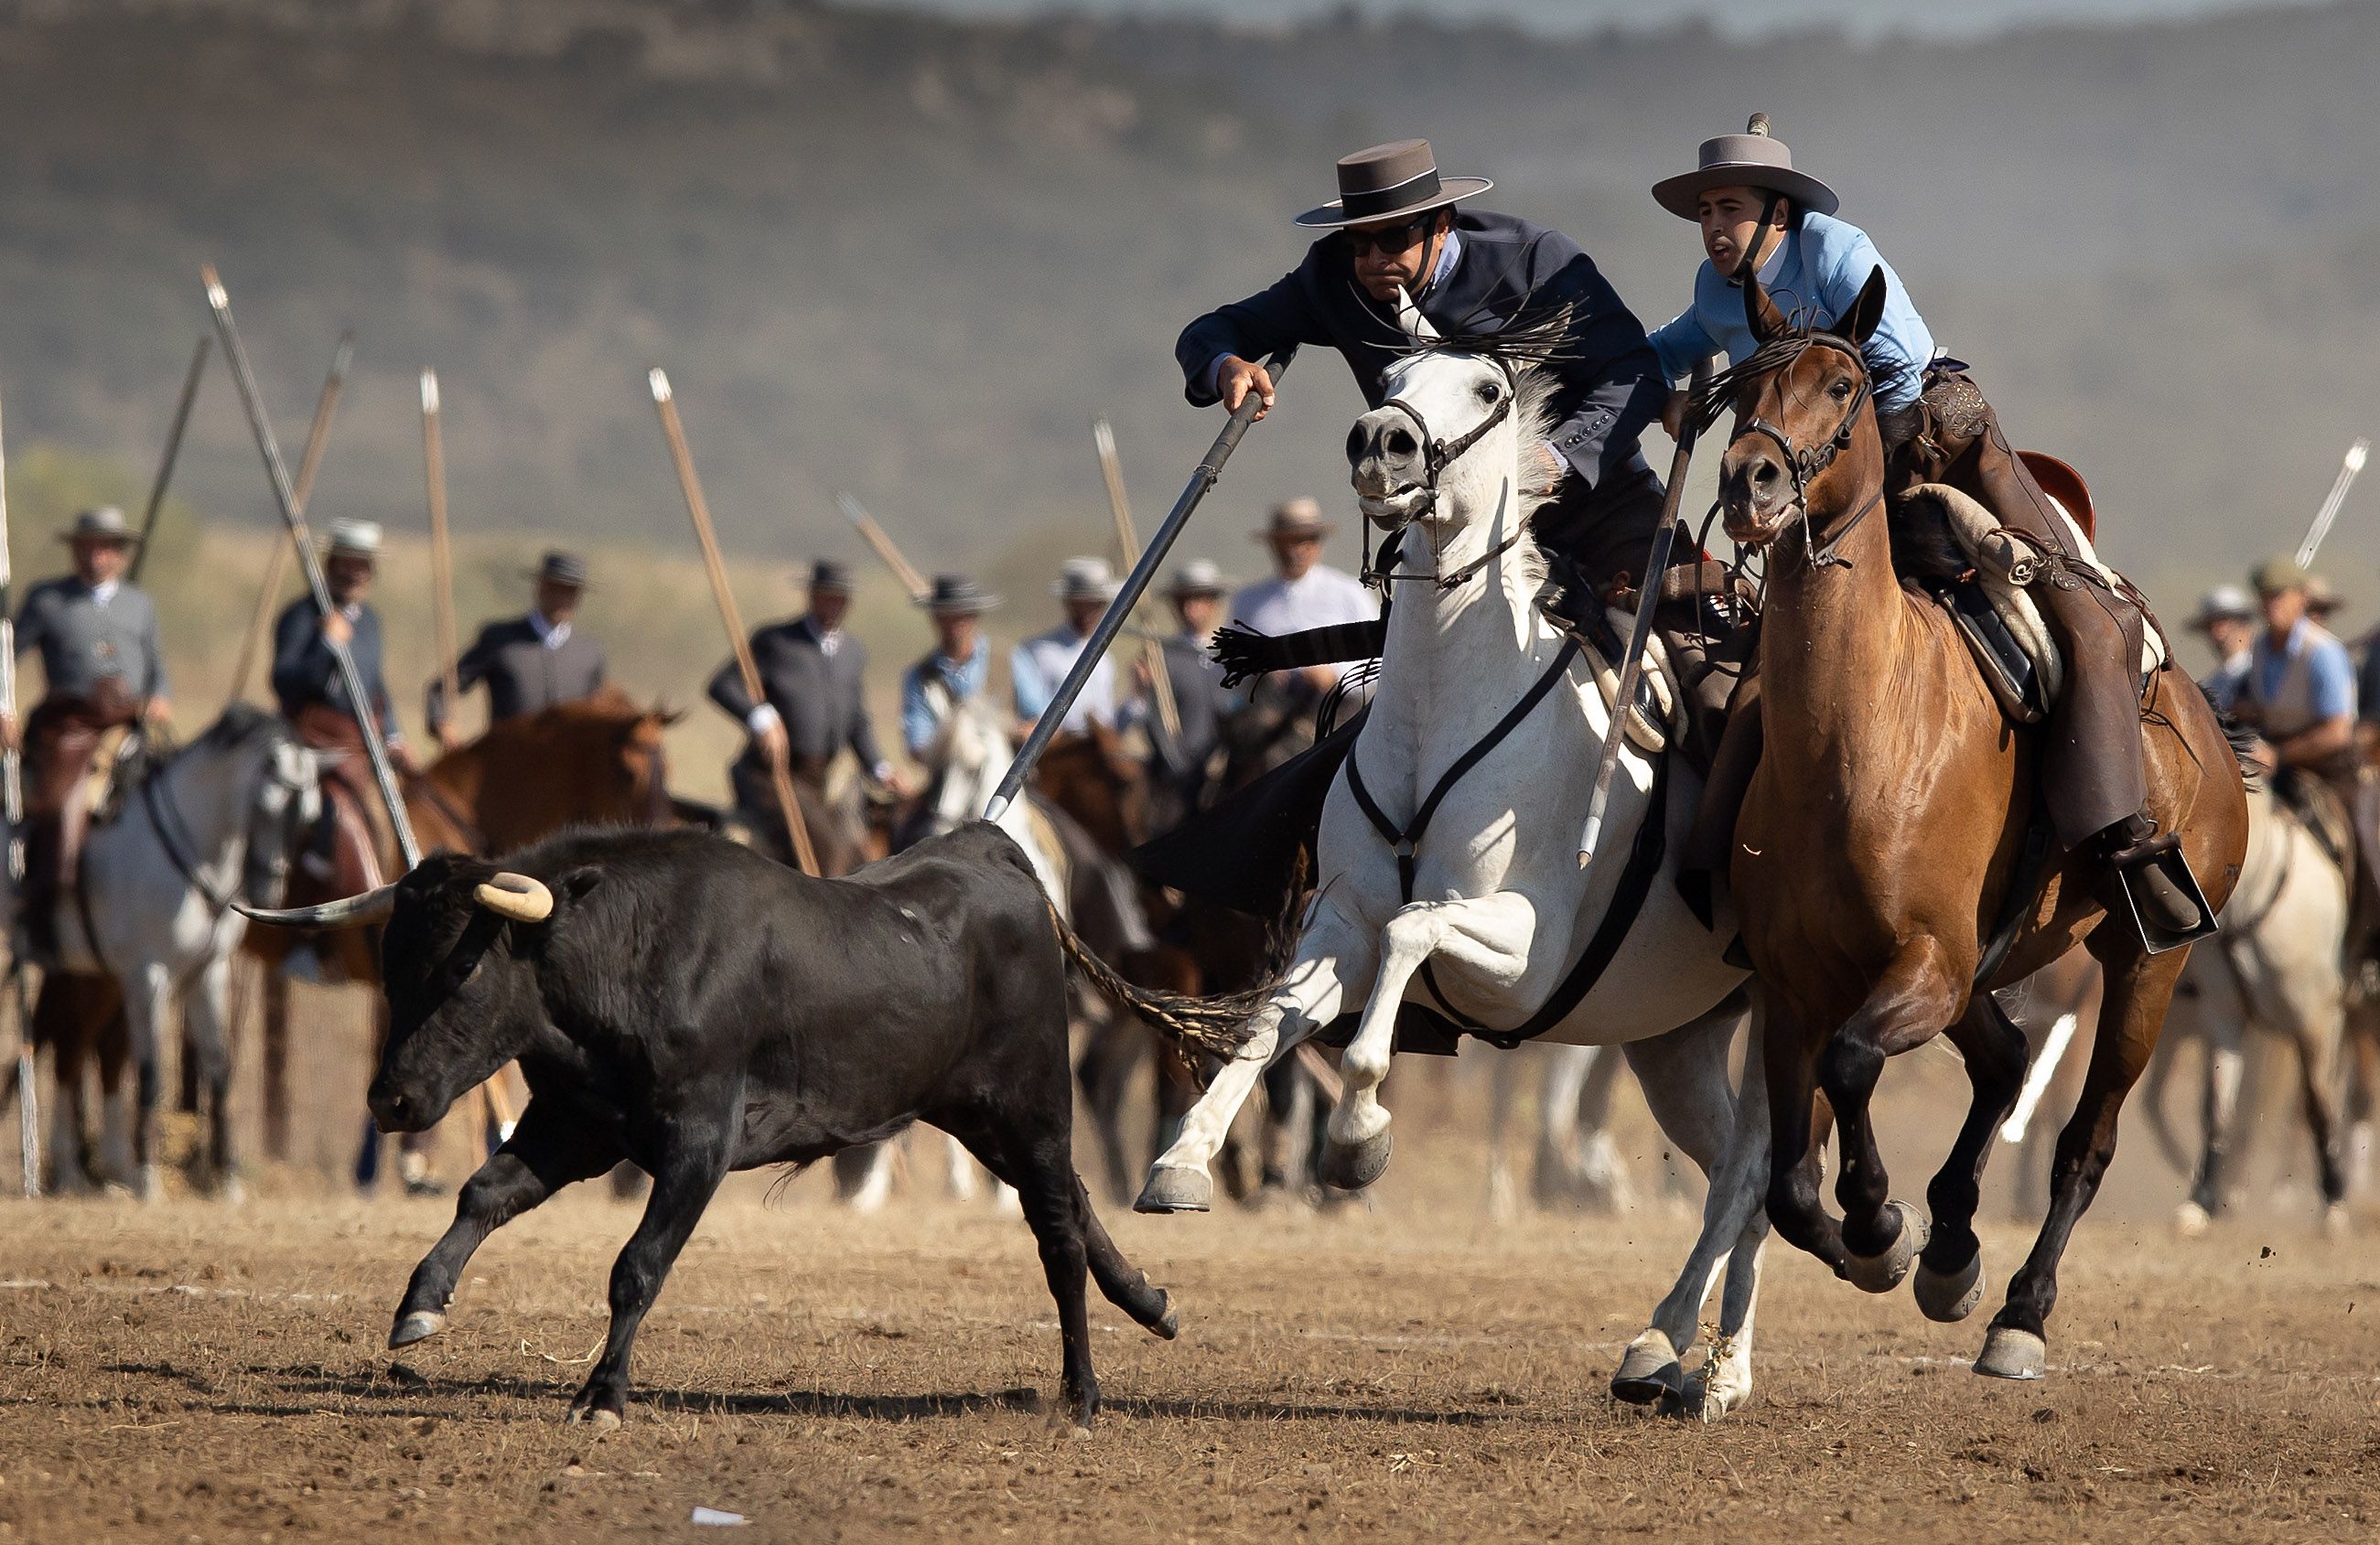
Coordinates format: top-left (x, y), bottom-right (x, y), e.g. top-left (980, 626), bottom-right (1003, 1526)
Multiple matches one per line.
top-left (556, 867), bottom-right (604, 908)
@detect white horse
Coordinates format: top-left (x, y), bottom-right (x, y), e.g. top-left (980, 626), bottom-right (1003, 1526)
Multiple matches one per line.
top-left (25, 704), bottom-right (326, 1200)
top-left (2159, 782), bottom-right (2353, 1235)
top-left (1138, 338), bottom-right (1772, 1413)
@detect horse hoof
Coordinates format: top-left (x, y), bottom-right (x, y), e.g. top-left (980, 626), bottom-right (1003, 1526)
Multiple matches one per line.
top-left (2174, 1200), bottom-right (2212, 1238)
top-left (1972, 1325), bottom-right (2049, 1381)
top-left (1842, 1200), bottom-right (1927, 1293)
top-left (389, 1310), bottom-right (447, 1349)
top-left (1135, 1166), bottom-right (1212, 1215)
top-left (1913, 1253), bottom-right (1986, 1324)
top-left (2322, 1201), bottom-right (2351, 1239)
top-left (1317, 1127), bottom-right (1393, 1192)
top-left (1610, 1330), bottom-right (1686, 1407)
top-left (137, 1165), bottom-right (164, 1206)
top-left (566, 1405), bottom-right (622, 1432)
top-left (219, 1175), bottom-right (248, 1207)
top-left (1150, 1292), bottom-right (1180, 1341)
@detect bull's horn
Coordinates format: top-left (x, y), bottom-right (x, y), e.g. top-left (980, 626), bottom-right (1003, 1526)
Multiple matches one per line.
top-left (474, 873), bottom-right (554, 922)
top-left (233, 884), bottom-right (398, 929)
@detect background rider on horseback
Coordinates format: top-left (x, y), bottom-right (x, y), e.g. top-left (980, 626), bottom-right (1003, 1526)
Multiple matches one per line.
top-left (1650, 115), bottom-right (2205, 938)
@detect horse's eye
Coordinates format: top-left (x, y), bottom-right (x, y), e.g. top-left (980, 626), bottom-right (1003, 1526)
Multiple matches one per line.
top-left (1830, 378), bottom-right (1853, 400)
top-left (1478, 381), bottom-right (1501, 405)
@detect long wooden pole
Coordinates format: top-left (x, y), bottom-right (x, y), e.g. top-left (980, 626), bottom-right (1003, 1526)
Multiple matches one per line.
top-left (420, 370), bottom-right (460, 710)
top-left (835, 492), bottom-right (930, 601)
top-left (647, 369), bottom-right (819, 876)
top-left (203, 268), bottom-right (420, 870)
top-left (124, 336), bottom-right (211, 585)
top-left (1092, 418), bottom-right (1182, 747)
top-left (226, 332), bottom-right (353, 709)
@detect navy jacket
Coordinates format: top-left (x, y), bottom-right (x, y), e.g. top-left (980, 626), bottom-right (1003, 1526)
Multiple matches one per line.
top-left (707, 615), bottom-right (886, 775)
top-left (272, 597), bottom-right (396, 736)
top-left (1176, 209), bottom-right (1666, 499)
top-left (426, 616), bottom-right (608, 732)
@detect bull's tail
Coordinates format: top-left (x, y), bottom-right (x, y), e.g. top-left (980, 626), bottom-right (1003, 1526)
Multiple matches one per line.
top-left (1045, 897), bottom-right (1275, 1059)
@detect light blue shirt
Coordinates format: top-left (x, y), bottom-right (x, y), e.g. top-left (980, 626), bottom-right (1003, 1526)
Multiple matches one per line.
top-left (1647, 211), bottom-right (1936, 413)
top-left (900, 637), bottom-right (990, 756)
top-left (2250, 618), bottom-right (2356, 721)
top-left (1012, 625), bottom-right (1116, 735)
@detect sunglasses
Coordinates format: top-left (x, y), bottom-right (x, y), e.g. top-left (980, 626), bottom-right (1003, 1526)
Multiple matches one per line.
top-left (1341, 216), bottom-right (1437, 257)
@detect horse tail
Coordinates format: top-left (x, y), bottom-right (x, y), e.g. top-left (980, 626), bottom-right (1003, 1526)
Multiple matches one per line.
top-left (1044, 895), bottom-right (1274, 1059)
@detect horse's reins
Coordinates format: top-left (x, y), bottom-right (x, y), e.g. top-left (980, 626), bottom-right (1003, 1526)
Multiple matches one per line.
top-left (1361, 355), bottom-right (1524, 592)
top-left (1718, 331), bottom-right (1884, 571)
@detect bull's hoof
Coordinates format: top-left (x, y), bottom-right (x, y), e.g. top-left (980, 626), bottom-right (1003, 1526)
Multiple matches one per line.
top-left (1134, 1165), bottom-right (1212, 1215)
top-left (566, 1404), bottom-right (623, 1432)
top-left (388, 1310), bottom-right (447, 1349)
top-left (1317, 1127), bottom-right (1393, 1193)
top-left (1610, 1329), bottom-right (1685, 1407)
top-left (1972, 1325), bottom-right (2048, 1381)
top-left (1842, 1200), bottom-right (1927, 1293)
top-left (2174, 1200), bottom-right (2212, 1238)
top-left (1912, 1252), bottom-right (1986, 1324)
top-left (1150, 1291), bottom-right (1180, 1341)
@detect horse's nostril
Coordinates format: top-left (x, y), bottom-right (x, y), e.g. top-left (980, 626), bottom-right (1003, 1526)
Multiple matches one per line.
top-left (1751, 460), bottom-right (1780, 487)
top-left (1385, 429), bottom-right (1417, 458)
top-left (1344, 425), bottom-right (1367, 465)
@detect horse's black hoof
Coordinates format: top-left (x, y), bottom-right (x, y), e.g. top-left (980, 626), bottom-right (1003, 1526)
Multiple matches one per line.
top-left (1610, 1330), bottom-right (1686, 1406)
top-left (1843, 1199), bottom-right (1927, 1293)
top-left (1912, 1253), bottom-right (1985, 1324)
top-left (1973, 1325), bottom-right (2048, 1380)
top-left (1317, 1127), bottom-right (1392, 1192)
top-left (1135, 1165), bottom-right (1212, 1214)
top-left (1150, 1291), bottom-right (1180, 1340)
top-left (388, 1310), bottom-right (447, 1349)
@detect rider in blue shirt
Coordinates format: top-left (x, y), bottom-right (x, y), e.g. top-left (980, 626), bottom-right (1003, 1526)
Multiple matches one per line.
top-left (1652, 116), bottom-right (2209, 940)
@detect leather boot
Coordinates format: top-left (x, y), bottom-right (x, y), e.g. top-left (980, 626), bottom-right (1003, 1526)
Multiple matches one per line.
top-left (2103, 813), bottom-right (2207, 939)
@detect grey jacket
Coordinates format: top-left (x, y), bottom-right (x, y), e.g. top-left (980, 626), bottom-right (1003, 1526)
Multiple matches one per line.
top-left (14, 576), bottom-right (168, 703)
top-left (426, 615), bottom-right (607, 731)
top-left (707, 614), bottom-right (886, 773)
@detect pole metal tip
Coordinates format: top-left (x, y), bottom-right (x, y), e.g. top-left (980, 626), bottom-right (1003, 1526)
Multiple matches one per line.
top-left (419, 370), bottom-right (439, 413)
top-left (2349, 439), bottom-right (2370, 474)
top-left (648, 368), bottom-right (673, 403)
top-left (201, 265), bottom-right (229, 309)
top-left (982, 794), bottom-right (1012, 825)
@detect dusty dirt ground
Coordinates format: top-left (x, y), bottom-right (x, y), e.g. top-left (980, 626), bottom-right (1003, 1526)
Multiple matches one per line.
top-left (4, 1171), bottom-right (2377, 1543)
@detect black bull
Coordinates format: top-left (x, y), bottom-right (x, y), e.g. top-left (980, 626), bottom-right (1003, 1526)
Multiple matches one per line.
top-left (291, 822), bottom-right (1258, 1429)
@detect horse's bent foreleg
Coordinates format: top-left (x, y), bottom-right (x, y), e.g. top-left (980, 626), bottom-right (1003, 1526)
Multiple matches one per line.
top-left (1914, 990), bottom-right (2029, 1321)
top-left (1818, 940), bottom-right (1964, 1286)
top-left (1138, 899), bottom-right (1375, 1214)
top-left (1761, 1000), bottom-right (1848, 1275)
top-left (1326, 893), bottom-right (1534, 1190)
top-left (1979, 940), bottom-right (2186, 1379)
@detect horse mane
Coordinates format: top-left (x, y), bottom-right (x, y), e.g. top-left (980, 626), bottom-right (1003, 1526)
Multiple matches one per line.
top-left (1686, 314), bottom-right (1914, 437)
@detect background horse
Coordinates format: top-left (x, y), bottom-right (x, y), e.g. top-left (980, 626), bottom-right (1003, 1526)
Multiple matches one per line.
top-left (244, 688), bottom-right (681, 1175)
top-left (1719, 265), bottom-right (2249, 1380)
top-left (1141, 334), bottom-right (1772, 1415)
top-left (21, 705), bottom-right (324, 1198)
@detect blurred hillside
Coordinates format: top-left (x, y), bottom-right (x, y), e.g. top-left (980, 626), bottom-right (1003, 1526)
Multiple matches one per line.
top-left (0, 0), bottom-right (2372, 709)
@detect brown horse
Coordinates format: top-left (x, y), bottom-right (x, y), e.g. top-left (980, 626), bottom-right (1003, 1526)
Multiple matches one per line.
top-left (248, 688), bottom-right (682, 1165)
top-left (1718, 266), bottom-right (2249, 1379)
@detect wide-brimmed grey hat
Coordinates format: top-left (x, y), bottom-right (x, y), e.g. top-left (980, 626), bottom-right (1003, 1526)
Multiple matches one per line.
top-left (1166, 559), bottom-right (1233, 600)
top-left (1051, 556), bottom-right (1122, 605)
top-left (1653, 113), bottom-right (1839, 221)
top-left (525, 550), bottom-right (590, 589)
top-left (1253, 497), bottom-right (1335, 543)
top-left (2188, 585), bottom-right (2256, 630)
top-left (1294, 139), bottom-right (1493, 231)
top-left (323, 519), bottom-right (382, 562)
top-left (916, 573), bottom-right (1001, 615)
top-left (57, 506), bottom-right (141, 545)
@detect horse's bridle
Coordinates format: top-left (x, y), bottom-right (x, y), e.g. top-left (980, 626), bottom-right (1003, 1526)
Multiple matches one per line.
top-left (1728, 332), bottom-right (1885, 571)
top-left (1362, 355), bottom-right (1524, 592)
